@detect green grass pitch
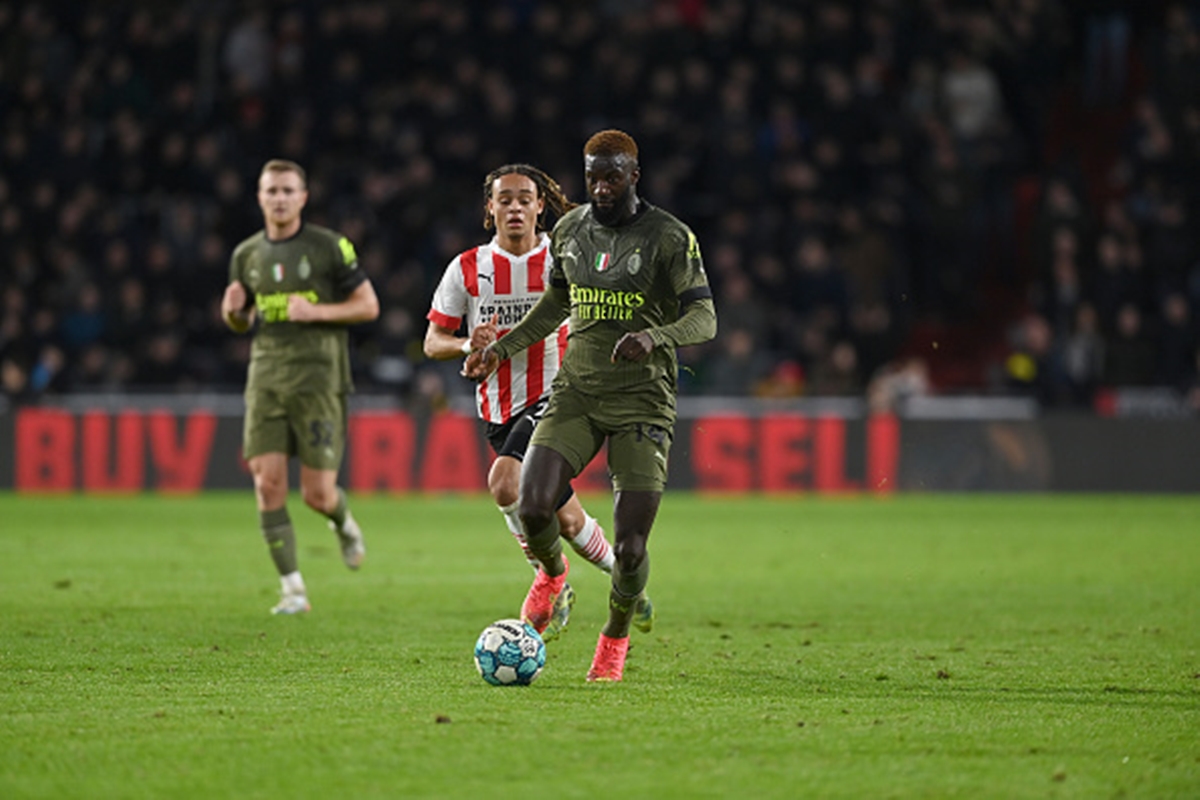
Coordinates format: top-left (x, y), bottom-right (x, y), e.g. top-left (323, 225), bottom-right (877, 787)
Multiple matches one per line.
top-left (1, 492), bottom-right (1197, 799)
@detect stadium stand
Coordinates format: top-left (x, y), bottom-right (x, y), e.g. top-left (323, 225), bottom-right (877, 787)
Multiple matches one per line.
top-left (0, 1), bottom-right (1196, 412)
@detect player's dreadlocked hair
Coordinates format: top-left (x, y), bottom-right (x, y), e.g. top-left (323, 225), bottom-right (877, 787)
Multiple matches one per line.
top-left (583, 129), bottom-right (639, 160)
top-left (481, 164), bottom-right (577, 231)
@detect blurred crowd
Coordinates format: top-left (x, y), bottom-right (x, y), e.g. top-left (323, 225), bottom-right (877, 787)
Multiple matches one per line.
top-left (0, 0), bottom-right (1197, 411)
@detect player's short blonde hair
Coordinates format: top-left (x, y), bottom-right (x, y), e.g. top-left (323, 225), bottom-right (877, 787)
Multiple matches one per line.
top-left (261, 159), bottom-right (307, 187)
top-left (584, 130), bottom-right (638, 160)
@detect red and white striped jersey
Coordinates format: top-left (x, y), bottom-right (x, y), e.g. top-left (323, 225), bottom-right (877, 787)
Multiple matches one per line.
top-left (427, 234), bottom-right (569, 424)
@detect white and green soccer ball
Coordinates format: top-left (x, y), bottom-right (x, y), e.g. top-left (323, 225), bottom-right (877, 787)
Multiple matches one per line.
top-left (473, 619), bottom-right (546, 686)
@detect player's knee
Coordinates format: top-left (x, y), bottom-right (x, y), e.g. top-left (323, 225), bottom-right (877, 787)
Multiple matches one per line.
top-left (488, 459), bottom-right (520, 507)
top-left (300, 483), bottom-right (336, 514)
top-left (517, 498), bottom-right (555, 536)
top-left (613, 537), bottom-right (647, 573)
top-left (253, 473), bottom-right (286, 505)
top-left (489, 478), bottom-right (518, 508)
top-left (556, 506), bottom-right (585, 538)
top-left (520, 475), bottom-right (562, 512)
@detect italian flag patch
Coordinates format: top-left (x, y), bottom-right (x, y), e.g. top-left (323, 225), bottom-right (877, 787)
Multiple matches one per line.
top-left (594, 252), bottom-right (611, 272)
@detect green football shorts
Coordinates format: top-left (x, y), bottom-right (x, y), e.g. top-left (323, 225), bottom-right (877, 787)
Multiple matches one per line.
top-left (243, 388), bottom-right (347, 471)
top-left (531, 383), bottom-right (673, 492)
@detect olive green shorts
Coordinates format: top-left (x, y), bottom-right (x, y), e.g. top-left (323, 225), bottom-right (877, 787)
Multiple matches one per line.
top-left (243, 388), bottom-right (347, 471)
top-left (531, 384), bottom-right (673, 492)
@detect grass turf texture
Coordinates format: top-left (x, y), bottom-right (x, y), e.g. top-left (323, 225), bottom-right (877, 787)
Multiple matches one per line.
top-left (0, 493), bottom-right (1197, 799)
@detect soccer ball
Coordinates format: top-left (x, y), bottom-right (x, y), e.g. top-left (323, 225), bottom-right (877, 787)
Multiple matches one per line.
top-left (473, 619), bottom-right (546, 686)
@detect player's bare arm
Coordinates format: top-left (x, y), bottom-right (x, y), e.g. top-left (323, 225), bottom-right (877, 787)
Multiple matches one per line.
top-left (287, 280), bottom-right (380, 324)
top-left (424, 313), bottom-right (499, 362)
top-left (222, 281), bottom-right (256, 333)
top-left (423, 322), bottom-right (469, 361)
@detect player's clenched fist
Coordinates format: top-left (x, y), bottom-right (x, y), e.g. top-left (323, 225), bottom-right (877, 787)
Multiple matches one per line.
top-left (287, 292), bottom-right (320, 322)
top-left (469, 313), bottom-right (500, 351)
top-left (461, 344), bottom-right (500, 381)
top-left (611, 331), bottom-right (654, 363)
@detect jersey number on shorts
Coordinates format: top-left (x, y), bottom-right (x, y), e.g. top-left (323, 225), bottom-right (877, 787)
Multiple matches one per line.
top-left (309, 420), bottom-right (334, 448)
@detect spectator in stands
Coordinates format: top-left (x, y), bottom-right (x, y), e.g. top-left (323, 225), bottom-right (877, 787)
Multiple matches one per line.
top-left (0, 1), bottom-right (1195, 411)
top-left (1156, 292), bottom-right (1197, 387)
top-left (1104, 303), bottom-right (1157, 386)
top-left (866, 357), bottom-right (931, 414)
top-left (807, 339), bottom-right (863, 397)
top-left (1060, 302), bottom-right (1106, 406)
top-left (703, 328), bottom-right (775, 396)
top-left (1002, 312), bottom-right (1064, 406)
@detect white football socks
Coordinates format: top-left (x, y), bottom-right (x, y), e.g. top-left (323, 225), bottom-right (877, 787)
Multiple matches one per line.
top-left (499, 502), bottom-right (540, 570)
top-left (569, 516), bottom-right (615, 574)
top-left (501, 504), bottom-right (616, 574)
top-left (281, 571), bottom-right (306, 596)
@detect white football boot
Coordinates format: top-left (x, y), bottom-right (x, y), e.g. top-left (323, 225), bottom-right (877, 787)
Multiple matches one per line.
top-left (330, 512), bottom-right (366, 570)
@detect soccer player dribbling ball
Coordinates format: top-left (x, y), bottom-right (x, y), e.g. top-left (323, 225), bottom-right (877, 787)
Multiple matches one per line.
top-left (221, 159), bottom-right (380, 615)
top-left (424, 164), bottom-right (653, 641)
top-left (465, 132), bottom-right (718, 681)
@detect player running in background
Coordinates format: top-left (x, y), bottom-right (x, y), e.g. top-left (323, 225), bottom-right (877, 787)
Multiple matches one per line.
top-left (466, 131), bottom-right (717, 680)
top-left (221, 159), bottom-right (380, 615)
top-left (425, 163), bottom-right (652, 641)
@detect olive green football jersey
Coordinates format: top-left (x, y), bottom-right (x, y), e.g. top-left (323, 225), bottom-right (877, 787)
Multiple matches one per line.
top-left (548, 202), bottom-right (711, 400)
top-left (228, 223), bottom-right (366, 394)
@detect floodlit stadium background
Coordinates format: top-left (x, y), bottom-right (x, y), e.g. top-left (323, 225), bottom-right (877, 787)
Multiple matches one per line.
top-left (2, 1), bottom-right (1199, 491)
